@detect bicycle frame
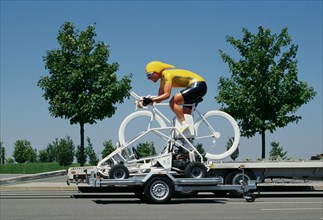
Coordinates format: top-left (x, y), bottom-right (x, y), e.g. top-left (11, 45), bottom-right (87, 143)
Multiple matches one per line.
top-left (96, 91), bottom-right (240, 176)
top-left (130, 91), bottom-right (220, 145)
top-left (96, 92), bottom-right (203, 173)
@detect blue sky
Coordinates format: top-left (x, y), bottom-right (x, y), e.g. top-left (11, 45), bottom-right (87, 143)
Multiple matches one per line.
top-left (1, 0), bottom-right (322, 160)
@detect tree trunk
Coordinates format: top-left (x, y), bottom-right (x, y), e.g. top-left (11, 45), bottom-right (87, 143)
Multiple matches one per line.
top-left (79, 122), bottom-right (86, 166)
top-left (261, 129), bottom-right (266, 159)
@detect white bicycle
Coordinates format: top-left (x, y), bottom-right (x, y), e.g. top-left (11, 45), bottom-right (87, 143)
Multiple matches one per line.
top-left (118, 92), bottom-right (240, 161)
top-left (95, 91), bottom-right (240, 179)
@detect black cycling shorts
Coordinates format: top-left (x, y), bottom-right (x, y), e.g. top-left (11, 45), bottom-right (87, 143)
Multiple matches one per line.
top-left (180, 81), bottom-right (207, 108)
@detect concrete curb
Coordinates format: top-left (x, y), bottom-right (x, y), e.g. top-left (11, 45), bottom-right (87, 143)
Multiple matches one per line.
top-left (0, 170), bottom-right (67, 185)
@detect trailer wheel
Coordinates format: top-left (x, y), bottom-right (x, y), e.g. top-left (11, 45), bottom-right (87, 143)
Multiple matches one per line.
top-left (108, 164), bottom-right (129, 179)
top-left (225, 170), bottom-right (255, 198)
top-left (173, 190), bottom-right (198, 198)
top-left (244, 192), bottom-right (256, 202)
top-left (144, 177), bottom-right (173, 204)
top-left (184, 162), bottom-right (207, 178)
top-left (134, 189), bottom-right (147, 202)
top-left (212, 190), bottom-right (228, 196)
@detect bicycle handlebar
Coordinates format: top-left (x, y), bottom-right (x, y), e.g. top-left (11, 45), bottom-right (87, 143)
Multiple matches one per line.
top-left (130, 91), bottom-right (196, 109)
top-left (130, 91), bottom-right (141, 100)
top-left (130, 91), bottom-right (169, 107)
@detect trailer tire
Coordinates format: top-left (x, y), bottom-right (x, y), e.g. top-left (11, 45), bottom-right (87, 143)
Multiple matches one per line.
top-left (134, 189), bottom-right (147, 202)
top-left (108, 164), bottom-right (129, 179)
top-left (144, 177), bottom-right (173, 204)
top-left (184, 162), bottom-right (207, 178)
top-left (225, 170), bottom-right (255, 198)
top-left (173, 190), bottom-right (198, 198)
top-left (212, 190), bottom-right (228, 196)
top-left (244, 192), bottom-right (256, 202)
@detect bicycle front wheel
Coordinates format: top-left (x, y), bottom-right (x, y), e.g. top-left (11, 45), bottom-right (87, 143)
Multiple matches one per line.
top-left (118, 110), bottom-right (167, 147)
top-left (194, 110), bottom-right (240, 160)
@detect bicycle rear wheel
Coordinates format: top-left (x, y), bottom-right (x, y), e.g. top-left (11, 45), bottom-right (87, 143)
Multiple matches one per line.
top-left (194, 110), bottom-right (240, 160)
top-left (118, 110), bottom-right (167, 147)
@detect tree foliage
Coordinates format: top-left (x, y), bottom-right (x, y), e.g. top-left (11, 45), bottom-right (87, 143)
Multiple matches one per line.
top-left (196, 143), bottom-right (205, 155)
top-left (136, 142), bottom-right (157, 158)
top-left (38, 22), bottom-right (132, 166)
top-left (269, 141), bottom-right (287, 160)
top-left (76, 145), bottom-right (87, 164)
top-left (226, 137), bottom-right (239, 161)
top-left (196, 143), bottom-right (207, 161)
top-left (38, 139), bottom-right (59, 163)
top-left (76, 137), bottom-right (99, 165)
top-left (55, 136), bottom-right (75, 166)
top-left (101, 140), bottom-right (116, 159)
top-left (45, 141), bottom-right (58, 162)
top-left (0, 141), bottom-right (5, 165)
top-left (85, 137), bottom-right (99, 165)
top-left (38, 149), bottom-right (48, 163)
top-left (6, 157), bottom-right (14, 164)
top-left (217, 26), bottom-right (316, 158)
top-left (13, 140), bottom-right (37, 163)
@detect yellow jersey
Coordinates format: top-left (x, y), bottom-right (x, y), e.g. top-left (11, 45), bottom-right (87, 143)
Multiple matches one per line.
top-left (161, 69), bottom-right (205, 88)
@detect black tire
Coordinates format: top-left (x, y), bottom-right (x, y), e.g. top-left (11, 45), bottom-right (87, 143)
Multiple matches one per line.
top-left (212, 190), bottom-right (228, 197)
top-left (244, 192), bottom-right (256, 202)
top-left (134, 188), bottom-right (147, 202)
top-left (144, 177), bottom-right (173, 204)
top-left (173, 190), bottom-right (198, 198)
top-left (108, 164), bottom-right (129, 179)
top-left (184, 162), bottom-right (207, 178)
top-left (225, 170), bottom-right (255, 198)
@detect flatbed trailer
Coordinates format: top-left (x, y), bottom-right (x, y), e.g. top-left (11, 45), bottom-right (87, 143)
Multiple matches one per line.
top-left (208, 160), bottom-right (323, 181)
top-left (207, 160), bottom-right (323, 197)
top-left (68, 160), bottom-right (322, 198)
top-left (81, 168), bottom-right (257, 204)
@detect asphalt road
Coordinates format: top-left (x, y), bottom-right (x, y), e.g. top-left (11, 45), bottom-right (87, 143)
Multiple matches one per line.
top-left (1, 174), bottom-right (322, 219)
top-left (1, 191), bottom-right (322, 220)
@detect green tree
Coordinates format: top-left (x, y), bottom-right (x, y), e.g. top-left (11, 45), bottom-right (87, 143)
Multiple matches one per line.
top-left (196, 143), bottom-right (205, 155)
top-left (101, 140), bottom-right (116, 158)
top-left (85, 137), bottom-right (99, 165)
top-left (38, 149), bottom-right (48, 163)
top-left (39, 139), bottom-right (59, 163)
top-left (55, 136), bottom-right (75, 166)
top-left (136, 142), bottom-right (157, 158)
top-left (76, 145), bottom-right (87, 164)
top-left (38, 22), bottom-right (132, 166)
top-left (196, 143), bottom-right (207, 161)
top-left (217, 26), bottom-right (316, 158)
top-left (76, 137), bottom-right (99, 165)
top-left (13, 140), bottom-right (37, 163)
top-left (226, 137), bottom-right (239, 161)
top-left (269, 141), bottom-right (287, 160)
top-left (0, 141), bottom-right (5, 165)
top-left (45, 140), bottom-right (58, 162)
top-left (6, 157), bottom-right (14, 164)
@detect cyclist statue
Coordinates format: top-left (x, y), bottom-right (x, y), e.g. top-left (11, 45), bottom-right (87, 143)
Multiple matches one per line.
top-left (138, 61), bottom-right (207, 133)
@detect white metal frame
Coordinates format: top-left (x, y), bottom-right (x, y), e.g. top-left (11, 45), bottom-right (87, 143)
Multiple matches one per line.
top-left (95, 91), bottom-right (240, 177)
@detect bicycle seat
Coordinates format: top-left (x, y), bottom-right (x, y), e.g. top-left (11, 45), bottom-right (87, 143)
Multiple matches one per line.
top-left (192, 98), bottom-right (203, 108)
top-left (195, 98), bottom-right (203, 104)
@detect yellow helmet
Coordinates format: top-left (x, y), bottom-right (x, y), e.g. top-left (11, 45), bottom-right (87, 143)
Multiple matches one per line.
top-left (145, 61), bottom-right (175, 74)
